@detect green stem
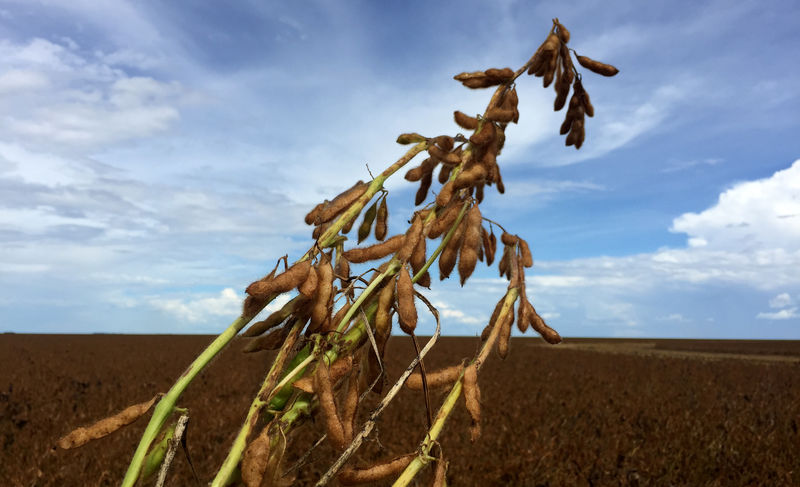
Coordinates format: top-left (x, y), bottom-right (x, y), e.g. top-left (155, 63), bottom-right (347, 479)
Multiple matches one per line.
top-left (122, 314), bottom-right (253, 487)
top-left (316, 142), bottom-right (427, 248)
top-left (393, 290), bottom-right (518, 486)
top-left (413, 200), bottom-right (471, 283)
top-left (211, 318), bottom-right (307, 486)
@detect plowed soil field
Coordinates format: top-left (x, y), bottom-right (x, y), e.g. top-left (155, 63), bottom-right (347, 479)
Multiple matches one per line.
top-left (2, 334), bottom-right (799, 486)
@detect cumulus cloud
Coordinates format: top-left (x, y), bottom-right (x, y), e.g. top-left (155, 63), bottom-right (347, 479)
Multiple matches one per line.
top-left (671, 160), bottom-right (800, 252)
top-left (756, 308), bottom-right (798, 320)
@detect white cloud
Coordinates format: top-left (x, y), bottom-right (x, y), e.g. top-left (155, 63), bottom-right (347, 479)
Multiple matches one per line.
top-left (671, 160), bottom-right (800, 252)
top-left (769, 293), bottom-right (794, 309)
top-left (0, 69), bottom-right (49, 94)
top-left (0, 38), bottom-right (183, 148)
top-left (661, 157), bottom-right (723, 173)
top-left (756, 308), bottom-right (798, 320)
top-left (150, 288), bottom-right (242, 323)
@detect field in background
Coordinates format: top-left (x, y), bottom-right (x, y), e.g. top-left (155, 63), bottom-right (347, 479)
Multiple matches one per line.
top-left (2, 335), bottom-right (798, 486)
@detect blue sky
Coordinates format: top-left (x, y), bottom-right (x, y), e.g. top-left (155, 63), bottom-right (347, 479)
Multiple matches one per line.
top-left (1, 0), bottom-right (799, 338)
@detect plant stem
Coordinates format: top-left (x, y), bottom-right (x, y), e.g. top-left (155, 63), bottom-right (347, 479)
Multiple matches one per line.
top-left (393, 289), bottom-right (518, 486)
top-left (121, 314), bottom-right (254, 487)
top-left (212, 317), bottom-right (306, 486)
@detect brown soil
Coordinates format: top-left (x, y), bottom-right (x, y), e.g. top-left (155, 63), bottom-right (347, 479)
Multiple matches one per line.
top-left (1, 334), bottom-right (798, 486)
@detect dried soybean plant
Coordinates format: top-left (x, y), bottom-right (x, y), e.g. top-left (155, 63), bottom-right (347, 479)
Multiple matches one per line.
top-left (56, 18), bottom-right (618, 486)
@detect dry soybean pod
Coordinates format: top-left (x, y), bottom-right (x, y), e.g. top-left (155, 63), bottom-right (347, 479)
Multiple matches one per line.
top-left (246, 260), bottom-right (311, 299)
top-left (341, 365), bottom-right (360, 443)
top-left (405, 364), bottom-right (463, 391)
top-left (396, 264), bottom-right (417, 335)
top-left (314, 358), bottom-right (346, 451)
top-left (426, 203), bottom-right (460, 239)
top-left (519, 238), bottom-right (534, 267)
top-left (357, 200), bottom-right (379, 243)
top-left (458, 204), bottom-right (482, 285)
top-left (463, 362), bottom-right (481, 441)
top-left (57, 395), bottom-right (158, 449)
top-left (338, 454), bottom-right (415, 485)
top-left (316, 180), bottom-right (369, 223)
top-left (242, 295), bottom-right (304, 337)
top-left (310, 254), bottom-right (333, 330)
top-left (343, 234), bottom-right (405, 263)
top-left (293, 355), bottom-right (354, 394)
top-left (439, 215), bottom-right (466, 280)
top-left (298, 266), bottom-right (318, 298)
top-left (397, 214), bottom-right (424, 262)
top-left (241, 424), bottom-right (271, 487)
top-left (374, 195), bottom-right (388, 240)
top-left (242, 323), bottom-right (293, 352)
top-left (497, 302), bottom-right (515, 359)
top-left (576, 54), bottom-right (620, 76)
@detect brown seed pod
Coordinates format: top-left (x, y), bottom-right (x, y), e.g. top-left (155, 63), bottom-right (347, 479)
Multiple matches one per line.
top-left (469, 120), bottom-right (496, 147)
top-left (335, 254), bottom-right (350, 283)
top-left (357, 200), bottom-right (378, 243)
top-left (475, 183), bottom-right (485, 204)
top-left (426, 203), bottom-right (459, 239)
top-left (498, 246), bottom-right (511, 279)
top-left (580, 89), bottom-right (594, 118)
top-left (405, 364), bottom-right (463, 390)
top-left (519, 238), bottom-right (533, 267)
top-left (316, 181), bottom-right (368, 224)
top-left (555, 19), bottom-right (570, 43)
top-left (436, 180), bottom-right (455, 208)
top-left (434, 135), bottom-right (454, 152)
top-left (480, 298), bottom-right (505, 341)
top-left (396, 132), bottom-right (427, 145)
top-left (343, 235), bottom-right (405, 263)
top-left (310, 255), bottom-right (333, 330)
top-left (528, 302), bottom-right (562, 344)
top-left (437, 163), bottom-right (454, 184)
top-left (404, 157), bottom-right (436, 182)
top-left (314, 359), bottom-right (346, 451)
top-left (242, 323), bottom-right (292, 352)
top-left (486, 107), bottom-right (516, 123)
top-left (415, 170), bottom-right (432, 206)
top-left (497, 303), bottom-right (515, 359)
top-left (439, 216), bottom-right (466, 280)
top-left (304, 202), bottom-right (324, 226)
top-left (454, 110), bottom-right (479, 130)
top-left (453, 164), bottom-right (488, 191)
top-left (458, 205), bottom-right (482, 286)
top-left (246, 260), bottom-right (311, 299)
top-left (409, 230), bottom-right (427, 278)
top-left (241, 425), bottom-right (271, 487)
top-left (293, 355), bottom-right (353, 394)
top-left (489, 229), bottom-right (497, 259)
top-left (427, 143), bottom-right (450, 162)
top-left (396, 265), bottom-right (417, 335)
top-left (500, 232), bottom-right (518, 247)
top-left (341, 366), bottom-right (360, 443)
top-left (57, 395), bottom-right (158, 449)
top-left (375, 275), bottom-right (395, 340)
top-left (517, 290), bottom-right (530, 333)
top-left (242, 296), bottom-right (307, 337)
top-left (480, 226), bottom-right (495, 266)
top-left (374, 197), bottom-right (388, 240)
top-left (463, 363), bottom-right (481, 442)
top-left (338, 454), bottom-right (415, 485)
top-left (298, 266), bottom-right (318, 298)
top-left (397, 215), bottom-right (424, 262)
top-left (484, 67), bottom-right (515, 82)
top-left (566, 118), bottom-right (584, 147)
top-left (576, 55), bottom-right (619, 76)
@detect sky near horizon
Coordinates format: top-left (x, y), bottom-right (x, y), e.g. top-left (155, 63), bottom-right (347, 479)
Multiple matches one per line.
top-left (1, 1), bottom-right (799, 338)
